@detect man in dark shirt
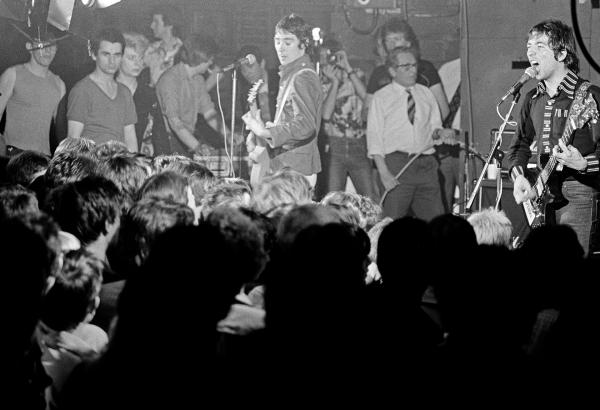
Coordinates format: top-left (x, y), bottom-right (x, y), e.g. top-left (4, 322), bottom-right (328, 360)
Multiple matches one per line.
top-left (366, 18), bottom-right (449, 120)
top-left (508, 19), bottom-right (600, 255)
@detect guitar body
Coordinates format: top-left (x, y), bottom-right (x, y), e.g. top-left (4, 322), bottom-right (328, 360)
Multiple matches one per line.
top-left (520, 85), bottom-right (599, 228)
top-left (249, 142), bottom-right (270, 187)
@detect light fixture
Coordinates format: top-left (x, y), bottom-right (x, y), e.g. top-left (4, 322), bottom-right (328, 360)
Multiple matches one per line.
top-left (80, 0), bottom-right (121, 8)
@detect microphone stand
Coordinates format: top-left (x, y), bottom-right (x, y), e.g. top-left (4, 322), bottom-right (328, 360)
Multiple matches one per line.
top-left (466, 91), bottom-right (521, 212)
top-left (230, 68), bottom-right (238, 177)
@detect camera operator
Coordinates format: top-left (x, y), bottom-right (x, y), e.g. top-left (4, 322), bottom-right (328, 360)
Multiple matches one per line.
top-left (319, 38), bottom-right (377, 200)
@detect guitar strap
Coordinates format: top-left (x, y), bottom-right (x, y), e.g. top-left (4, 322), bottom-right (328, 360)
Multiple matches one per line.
top-left (563, 81), bottom-right (591, 146)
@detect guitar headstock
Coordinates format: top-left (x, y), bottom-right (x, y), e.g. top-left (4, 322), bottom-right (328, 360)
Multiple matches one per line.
top-left (247, 79), bottom-right (264, 105)
top-left (571, 92), bottom-right (599, 129)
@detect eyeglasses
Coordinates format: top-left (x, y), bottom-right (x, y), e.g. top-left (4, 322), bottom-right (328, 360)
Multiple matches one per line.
top-left (395, 63), bottom-right (417, 71)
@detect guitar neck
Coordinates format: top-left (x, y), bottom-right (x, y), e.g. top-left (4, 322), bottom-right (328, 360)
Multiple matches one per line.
top-left (537, 118), bottom-right (575, 185)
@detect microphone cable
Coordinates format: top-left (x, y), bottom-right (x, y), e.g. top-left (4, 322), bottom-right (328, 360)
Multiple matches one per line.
top-left (215, 71), bottom-right (236, 178)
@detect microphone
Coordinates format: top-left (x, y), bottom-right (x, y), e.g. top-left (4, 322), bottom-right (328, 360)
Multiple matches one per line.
top-left (222, 54), bottom-right (257, 72)
top-left (501, 66), bottom-right (538, 101)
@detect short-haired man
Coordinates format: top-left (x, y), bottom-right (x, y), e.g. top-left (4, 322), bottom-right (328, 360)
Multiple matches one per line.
top-left (367, 46), bottom-right (447, 221)
top-left (67, 28), bottom-right (138, 152)
top-left (156, 33), bottom-right (224, 157)
top-left (147, 5), bottom-right (184, 81)
top-left (508, 19), bottom-right (600, 255)
top-left (242, 14), bottom-right (324, 186)
top-left (0, 32), bottom-right (65, 156)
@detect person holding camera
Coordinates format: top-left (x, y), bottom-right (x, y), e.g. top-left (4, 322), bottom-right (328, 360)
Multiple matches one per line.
top-left (319, 38), bottom-right (377, 200)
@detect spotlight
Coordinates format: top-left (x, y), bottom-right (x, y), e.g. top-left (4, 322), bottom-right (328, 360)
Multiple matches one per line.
top-left (80, 0), bottom-right (121, 8)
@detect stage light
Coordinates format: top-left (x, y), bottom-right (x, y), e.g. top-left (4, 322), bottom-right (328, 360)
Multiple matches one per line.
top-left (80, 0), bottom-right (121, 8)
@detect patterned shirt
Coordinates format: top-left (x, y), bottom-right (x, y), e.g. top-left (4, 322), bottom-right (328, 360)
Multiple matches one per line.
top-left (508, 70), bottom-right (600, 181)
top-left (321, 69), bottom-right (366, 139)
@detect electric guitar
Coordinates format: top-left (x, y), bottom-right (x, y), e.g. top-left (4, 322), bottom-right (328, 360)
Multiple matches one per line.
top-left (245, 79), bottom-right (270, 187)
top-left (522, 90), bottom-right (599, 227)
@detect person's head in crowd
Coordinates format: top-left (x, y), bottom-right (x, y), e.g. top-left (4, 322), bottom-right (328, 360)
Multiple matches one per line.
top-left (518, 224), bottom-right (584, 267)
top-left (44, 176), bottom-right (122, 261)
top-left (40, 249), bottom-right (104, 333)
top-left (92, 140), bottom-right (130, 160)
top-left (152, 154), bottom-right (191, 172)
top-left (150, 5), bottom-right (184, 41)
top-left (239, 206), bottom-right (277, 263)
top-left (45, 152), bottom-right (99, 192)
top-left (358, 194), bottom-right (383, 231)
top-left (6, 150), bottom-right (50, 187)
top-left (101, 152), bottom-right (154, 208)
top-left (276, 203), bottom-right (342, 248)
top-left (320, 191), bottom-right (366, 229)
top-left (137, 170), bottom-right (190, 207)
top-left (366, 216), bottom-right (393, 285)
top-left (177, 32), bottom-right (218, 74)
top-left (53, 137), bottom-right (96, 157)
top-left (110, 197), bottom-right (195, 276)
top-left (0, 184), bottom-right (40, 220)
top-left (378, 217), bottom-right (433, 302)
top-left (528, 19), bottom-right (579, 74)
top-left (115, 223), bottom-right (248, 358)
top-left (274, 13), bottom-right (312, 66)
top-left (1, 218), bottom-right (53, 352)
top-left (161, 159), bottom-right (216, 204)
top-left (200, 180), bottom-right (253, 219)
top-left (205, 207), bottom-right (268, 286)
top-left (265, 223), bottom-right (370, 370)
top-left (0, 155), bottom-right (10, 184)
top-left (254, 167), bottom-right (313, 213)
top-left (379, 17), bottom-right (420, 58)
top-left (119, 32), bottom-right (149, 83)
top-left (387, 46), bottom-right (419, 88)
top-left (467, 208), bottom-right (513, 247)
top-left (90, 28), bottom-right (125, 78)
top-left (21, 212), bottom-right (63, 278)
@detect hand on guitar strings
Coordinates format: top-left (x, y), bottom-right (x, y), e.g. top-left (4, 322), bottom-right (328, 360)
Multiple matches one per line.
top-left (553, 140), bottom-right (587, 171)
top-left (242, 109), bottom-right (267, 137)
top-left (513, 174), bottom-right (536, 204)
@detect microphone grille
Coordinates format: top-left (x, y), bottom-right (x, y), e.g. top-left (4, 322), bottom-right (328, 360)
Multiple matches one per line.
top-left (525, 66), bottom-right (538, 78)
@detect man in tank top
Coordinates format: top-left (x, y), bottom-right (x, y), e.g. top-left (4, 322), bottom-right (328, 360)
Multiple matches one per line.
top-left (0, 32), bottom-right (65, 156)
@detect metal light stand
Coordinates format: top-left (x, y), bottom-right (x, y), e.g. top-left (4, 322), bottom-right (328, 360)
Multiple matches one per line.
top-left (466, 91), bottom-right (521, 212)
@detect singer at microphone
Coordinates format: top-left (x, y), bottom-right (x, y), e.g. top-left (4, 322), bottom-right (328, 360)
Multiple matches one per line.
top-left (501, 66), bottom-right (538, 101)
top-left (222, 54), bottom-right (257, 72)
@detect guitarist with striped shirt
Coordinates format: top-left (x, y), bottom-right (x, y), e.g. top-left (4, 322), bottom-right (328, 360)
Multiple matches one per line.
top-left (508, 20), bottom-right (600, 255)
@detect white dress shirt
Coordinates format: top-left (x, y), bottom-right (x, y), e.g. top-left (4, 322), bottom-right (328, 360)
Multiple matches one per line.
top-left (367, 81), bottom-right (442, 157)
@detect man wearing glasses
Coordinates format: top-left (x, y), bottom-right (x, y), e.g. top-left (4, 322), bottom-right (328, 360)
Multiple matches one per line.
top-left (367, 46), bottom-right (446, 220)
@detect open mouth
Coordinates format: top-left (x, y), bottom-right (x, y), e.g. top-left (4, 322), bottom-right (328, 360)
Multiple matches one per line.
top-left (530, 61), bottom-right (540, 69)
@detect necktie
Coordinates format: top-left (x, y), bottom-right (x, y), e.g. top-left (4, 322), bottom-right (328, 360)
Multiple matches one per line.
top-left (443, 81), bottom-right (461, 129)
top-left (406, 89), bottom-right (415, 125)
